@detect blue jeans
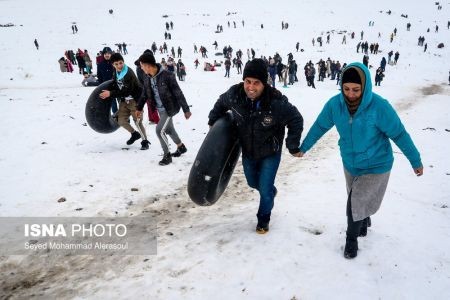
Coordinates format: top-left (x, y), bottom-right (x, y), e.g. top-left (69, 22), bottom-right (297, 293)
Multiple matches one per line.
top-left (270, 74), bottom-right (276, 88)
top-left (242, 152), bottom-right (281, 216)
top-left (111, 98), bottom-right (118, 114)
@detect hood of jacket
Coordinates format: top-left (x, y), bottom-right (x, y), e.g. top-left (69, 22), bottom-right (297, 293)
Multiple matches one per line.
top-left (339, 62), bottom-right (373, 115)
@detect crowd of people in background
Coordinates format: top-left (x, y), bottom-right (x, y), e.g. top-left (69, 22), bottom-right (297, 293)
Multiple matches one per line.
top-left (49, 9), bottom-right (448, 102)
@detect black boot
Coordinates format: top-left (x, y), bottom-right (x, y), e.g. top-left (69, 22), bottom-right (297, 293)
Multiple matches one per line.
top-left (256, 213), bottom-right (271, 234)
top-left (359, 217), bottom-right (372, 237)
top-left (140, 139), bottom-right (150, 150)
top-left (344, 238), bottom-right (358, 259)
top-left (126, 131), bottom-right (141, 145)
top-left (359, 222), bottom-right (367, 237)
top-left (171, 143), bottom-right (187, 157)
top-left (159, 153), bottom-right (172, 166)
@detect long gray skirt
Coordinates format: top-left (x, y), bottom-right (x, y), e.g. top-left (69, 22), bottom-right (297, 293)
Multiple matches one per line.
top-left (344, 169), bottom-right (391, 221)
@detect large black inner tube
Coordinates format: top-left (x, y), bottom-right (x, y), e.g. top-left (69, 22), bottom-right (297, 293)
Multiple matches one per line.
top-left (85, 80), bottom-right (119, 134)
top-left (188, 112), bottom-right (241, 206)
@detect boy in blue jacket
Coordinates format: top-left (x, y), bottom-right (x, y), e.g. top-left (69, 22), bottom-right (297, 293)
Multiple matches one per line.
top-left (299, 62), bottom-right (423, 259)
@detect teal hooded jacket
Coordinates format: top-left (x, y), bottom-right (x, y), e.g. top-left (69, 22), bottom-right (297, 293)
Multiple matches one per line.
top-left (299, 62), bottom-right (422, 176)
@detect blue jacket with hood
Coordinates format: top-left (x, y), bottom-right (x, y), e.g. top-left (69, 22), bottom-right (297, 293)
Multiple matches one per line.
top-left (299, 62), bottom-right (422, 176)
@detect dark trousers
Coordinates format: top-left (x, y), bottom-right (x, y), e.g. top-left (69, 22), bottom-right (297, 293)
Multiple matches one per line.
top-left (346, 191), bottom-right (364, 241)
top-left (111, 98), bottom-right (118, 114)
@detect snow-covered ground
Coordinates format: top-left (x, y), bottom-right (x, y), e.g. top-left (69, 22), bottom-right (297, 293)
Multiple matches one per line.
top-left (0, 0), bottom-right (449, 299)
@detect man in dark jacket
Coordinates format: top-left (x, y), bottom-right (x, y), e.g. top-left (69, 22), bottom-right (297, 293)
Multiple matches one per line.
top-left (97, 47), bottom-right (117, 113)
top-left (136, 52), bottom-right (192, 166)
top-left (208, 59), bottom-right (304, 234)
top-left (97, 47), bottom-right (114, 82)
top-left (99, 53), bottom-right (149, 150)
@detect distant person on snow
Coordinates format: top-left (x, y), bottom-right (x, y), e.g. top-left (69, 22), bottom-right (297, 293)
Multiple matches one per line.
top-left (298, 63), bottom-right (423, 259)
top-left (136, 52), bottom-right (192, 166)
top-left (224, 58), bottom-right (231, 77)
top-left (207, 59), bottom-right (304, 234)
top-left (97, 47), bottom-right (117, 113)
top-left (394, 51), bottom-right (400, 64)
top-left (58, 57), bottom-right (68, 72)
top-left (83, 50), bottom-right (92, 74)
top-left (81, 72), bottom-right (99, 86)
top-left (380, 57), bottom-right (387, 71)
top-left (75, 49), bottom-right (86, 74)
top-left (362, 54), bottom-right (369, 67)
top-left (34, 39), bottom-right (39, 50)
top-left (176, 59), bottom-right (186, 81)
top-left (374, 67), bottom-right (384, 86)
top-left (99, 53), bottom-right (150, 150)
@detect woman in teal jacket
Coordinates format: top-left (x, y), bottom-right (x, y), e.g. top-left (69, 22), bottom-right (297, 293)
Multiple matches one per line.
top-left (299, 62), bottom-right (423, 259)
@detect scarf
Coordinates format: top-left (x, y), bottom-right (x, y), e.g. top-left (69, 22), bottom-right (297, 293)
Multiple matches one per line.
top-left (116, 64), bottom-right (129, 81)
top-left (344, 96), bottom-right (362, 115)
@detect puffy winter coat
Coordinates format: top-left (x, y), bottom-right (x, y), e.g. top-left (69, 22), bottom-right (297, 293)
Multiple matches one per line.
top-left (300, 62), bottom-right (422, 176)
top-left (208, 83), bottom-right (303, 160)
top-left (109, 66), bottom-right (141, 100)
top-left (97, 59), bottom-right (114, 83)
top-left (137, 65), bottom-right (190, 117)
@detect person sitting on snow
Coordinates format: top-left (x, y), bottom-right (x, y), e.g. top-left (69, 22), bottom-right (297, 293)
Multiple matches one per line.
top-left (81, 72), bottom-right (99, 87)
top-left (204, 62), bottom-right (216, 71)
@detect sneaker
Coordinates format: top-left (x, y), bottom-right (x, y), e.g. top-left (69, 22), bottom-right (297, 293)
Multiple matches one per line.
top-left (159, 153), bottom-right (172, 166)
top-left (140, 140), bottom-right (150, 150)
top-left (344, 238), bottom-right (358, 259)
top-left (171, 143), bottom-right (187, 157)
top-left (256, 213), bottom-right (270, 234)
top-left (256, 222), bottom-right (269, 234)
top-left (126, 131), bottom-right (141, 145)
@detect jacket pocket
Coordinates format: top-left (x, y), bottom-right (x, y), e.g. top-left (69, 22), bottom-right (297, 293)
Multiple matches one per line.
top-left (353, 151), bottom-right (370, 169)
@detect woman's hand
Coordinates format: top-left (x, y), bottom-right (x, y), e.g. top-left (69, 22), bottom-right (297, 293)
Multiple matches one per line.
top-left (414, 166), bottom-right (424, 176)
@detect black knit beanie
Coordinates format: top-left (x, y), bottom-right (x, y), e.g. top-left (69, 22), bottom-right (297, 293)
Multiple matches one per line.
top-left (102, 47), bottom-right (113, 54)
top-left (110, 53), bottom-right (124, 64)
top-left (139, 52), bottom-right (156, 65)
top-left (243, 59), bottom-right (268, 83)
top-left (342, 67), bottom-right (362, 84)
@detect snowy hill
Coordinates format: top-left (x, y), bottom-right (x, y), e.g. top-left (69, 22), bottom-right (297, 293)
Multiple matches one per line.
top-left (0, 0), bottom-right (449, 299)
